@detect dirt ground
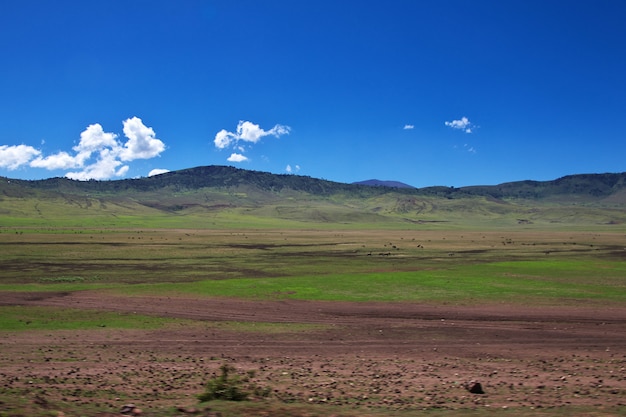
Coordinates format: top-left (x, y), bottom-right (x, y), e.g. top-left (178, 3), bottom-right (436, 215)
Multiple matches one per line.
top-left (1, 291), bottom-right (626, 415)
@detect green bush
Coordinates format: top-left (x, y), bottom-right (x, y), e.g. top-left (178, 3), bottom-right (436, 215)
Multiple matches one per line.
top-left (198, 364), bottom-right (264, 402)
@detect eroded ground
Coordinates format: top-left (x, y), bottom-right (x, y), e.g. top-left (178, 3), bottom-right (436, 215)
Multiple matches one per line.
top-left (1, 291), bottom-right (625, 416)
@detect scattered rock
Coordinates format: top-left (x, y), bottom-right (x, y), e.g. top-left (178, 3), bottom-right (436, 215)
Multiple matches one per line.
top-left (467, 381), bottom-right (485, 394)
top-left (120, 404), bottom-right (137, 415)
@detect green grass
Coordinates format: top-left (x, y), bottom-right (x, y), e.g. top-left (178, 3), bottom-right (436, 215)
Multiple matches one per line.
top-left (2, 185), bottom-right (626, 417)
top-left (0, 306), bottom-right (174, 331)
top-left (0, 306), bottom-right (324, 333)
top-left (2, 188), bottom-right (626, 230)
top-left (2, 228), bottom-right (624, 306)
top-left (1, 227), bottom-right (625, 417)
top-left (2, 228), bottom-right (624, 286)
top-left (106, 259), bottom-right (626, 306)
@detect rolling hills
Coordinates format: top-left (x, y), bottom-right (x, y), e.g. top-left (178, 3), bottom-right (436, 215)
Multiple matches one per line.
top-left (1, 166), bottom-right (625, 229)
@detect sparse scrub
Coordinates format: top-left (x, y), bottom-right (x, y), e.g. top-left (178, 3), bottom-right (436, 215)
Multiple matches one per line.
top-left (198, 364), bottom-right (271, 402)
top-left (1, 226), bottom-right (626, 417)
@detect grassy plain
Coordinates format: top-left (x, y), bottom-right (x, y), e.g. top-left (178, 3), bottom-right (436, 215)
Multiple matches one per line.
top-left (1, 224), bottom-right (625, 417)
top-left (1, 227), bottom-right (624, 304)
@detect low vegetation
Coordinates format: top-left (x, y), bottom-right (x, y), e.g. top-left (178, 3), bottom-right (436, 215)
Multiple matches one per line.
top-left (198, 365), bottom-right (271, 402)
top-left (0, 167), bottom-right (625, 416)
top-left (1, 166), bottom-right (626, 228)
top-left (0, 306), bottom-right (173, 331)
top-left (1, 228), bottom-right (624, 306)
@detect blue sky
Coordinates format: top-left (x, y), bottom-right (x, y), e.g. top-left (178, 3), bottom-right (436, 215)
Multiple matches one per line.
top-left (1, 0), bottom-right (625, 187)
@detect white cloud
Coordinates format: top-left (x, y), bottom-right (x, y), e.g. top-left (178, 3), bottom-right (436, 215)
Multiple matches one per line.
top-left (214, 129), bottom-right (234, 149)
top-left (148, 168), bottom-right (170, 177)
top-left (285, 164), bottom-right (300, 173)
top-left (74, 123), bottom-right (119, 154)
top-left (236, 121), bottom-right (268, 143)
top-left (403, 124), bottom-right (414, 130)
top-left (1, 117), bottom-right (166, 180)
top-left (214, 120), bottom-right (290, 163)
top-left (445, 117), bottom-right (474, 133)
top-left (30, 151), bottom-right (79, 170)
top-left (68, 118), bottom-right (165, 180)
top-left (69, 123), bottom-right (120, 167)
top-left (0, 144), bottom-right (41, 170)
top-left (227, 153), bottom-right (249, 162)
top-left (65, 148), bottom-right (129, 181)
top-left (119, 117), bottom-right (165, 161)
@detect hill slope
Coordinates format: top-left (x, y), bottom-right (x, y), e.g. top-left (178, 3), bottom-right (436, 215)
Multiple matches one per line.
top-left (1, 166), bottom-right (625, 228)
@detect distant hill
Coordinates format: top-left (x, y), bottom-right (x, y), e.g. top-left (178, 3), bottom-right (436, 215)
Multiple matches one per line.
top-left (2, 165), bottom-right (359, 196)
top-left (456, 172), bottom-right (626, 202)
top-left (1, 166), bottom-right (625, 228)
top-left (2, 165), bottom-right (626, 203)
top-left (353, 179), bottom-right (415, 189)
top-left (4, 166), bottom-right (624, 200)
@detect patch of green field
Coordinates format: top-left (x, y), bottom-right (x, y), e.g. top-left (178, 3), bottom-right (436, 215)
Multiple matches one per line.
top-left (0, 306), bottom-right (174, 331)
top-left (2, 188), bottom-right (626, 230)
top-left (1, 229), bottom-right (624, 308)
top-left (109, 259), bottom-right (626, 306)
top-left (0, 306), bottom-right (322, 333)
top-left (2, 228), bottom-right (624, 288)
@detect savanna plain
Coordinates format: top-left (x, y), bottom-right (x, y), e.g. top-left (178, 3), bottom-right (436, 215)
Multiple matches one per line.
top-left (1, 224), bottom-right (625, 417)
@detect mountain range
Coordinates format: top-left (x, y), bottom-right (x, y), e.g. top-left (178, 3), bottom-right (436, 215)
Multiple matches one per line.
top-left (1, 166), bottom-right (625, 227)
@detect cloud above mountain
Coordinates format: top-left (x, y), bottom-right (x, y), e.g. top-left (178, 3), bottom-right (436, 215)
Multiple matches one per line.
top-left (0, 117), bottom-right (165, 180)
top-left (285, 164), bottom-right (300, 173)
top-left (148, 168), bottom-right (171, 177)
top-left (0, 144), bottom-right (42, 170)
top-left (214, 120), bottom-right (290, 162)
top-left (227, 153), bottom-right (249, 162)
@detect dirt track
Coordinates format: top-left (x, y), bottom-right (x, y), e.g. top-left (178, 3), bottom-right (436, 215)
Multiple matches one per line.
top-left (2, 291), bottom-right (626, 414)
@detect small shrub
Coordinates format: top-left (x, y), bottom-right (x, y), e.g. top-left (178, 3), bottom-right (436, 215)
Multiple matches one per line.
top-left (198, 364), bottom-right (269, 402)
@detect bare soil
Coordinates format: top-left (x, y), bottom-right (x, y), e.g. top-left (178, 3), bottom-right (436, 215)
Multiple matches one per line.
top-left (1, 291), bottom-right (626, 415)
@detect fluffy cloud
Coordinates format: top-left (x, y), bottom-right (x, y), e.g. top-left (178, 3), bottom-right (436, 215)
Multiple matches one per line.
top-left (214, 129), bottom-right (234, 149)
top-left (148, 168), bottom-right (170, 177)
top-left (65, 148), bottom-right (129, 181)
top-left (74, 123), bottom-right (119, 154)
top-left (403, 124), bottom-right (414, 130)
top-left (214, 120), bottom-right (290, 163)
top-left (445, 117), bottom-right (474, 133)
top-left (120, 117), bottom-right (165, 161)
top-left (30, 151), bottom-right (78, 170)
top-left (227, 153), bottom-right (249, 162)
top-left (0, 144), bottom-right (41, 170)
top-left (0, 117), bottom-right (166, 180)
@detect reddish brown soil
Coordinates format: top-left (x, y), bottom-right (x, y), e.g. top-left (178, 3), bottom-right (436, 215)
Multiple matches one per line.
top-left (1, 291), bottom-right (626, 415)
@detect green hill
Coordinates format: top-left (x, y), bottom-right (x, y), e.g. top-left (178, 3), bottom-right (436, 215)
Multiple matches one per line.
top-left (1, 166), bottom-right (625, 229)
